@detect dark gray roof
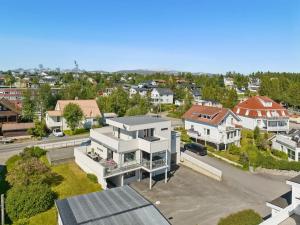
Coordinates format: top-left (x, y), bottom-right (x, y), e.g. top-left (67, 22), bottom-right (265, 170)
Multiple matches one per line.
top-left (268, 190), bottom-right (292, 209)
top-left (155, 88), bottom-right (173, 95)
top-left (56, 186), bottom-right (170, 225)
top-left (109, 115), bottom-right (168, 126)
top-left (288, 174), bottom-right (300, 184)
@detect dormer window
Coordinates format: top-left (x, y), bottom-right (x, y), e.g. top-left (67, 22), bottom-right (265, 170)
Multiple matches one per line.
top-left (282, 111), bottom-right (286, 116)
top-left (245, 110), bottom-right (249, 116)
top-left (236, 108), bottom-right (240, 114)
top-left (257, 110), bottom-right (262, 117)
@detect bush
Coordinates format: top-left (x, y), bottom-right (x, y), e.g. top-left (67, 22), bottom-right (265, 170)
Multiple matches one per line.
top-left (6, 158), bottom-right (54, 186)
top-left (175, 127), bottom-right (191, 143)
top-left (64, 128), bottom-right (88, 136)
top-left (6, 155), bottom-right (22, 172)
top-left (271, 149), bottom-right (288, 160)
top-left (21, 146), bottom-right (46, 159)
top-left (228, 145), bottom-right (241, 155)
top-left (12, 218), bottom-right (29, 225)
top-left (6, 183), bottom-right (55, 221)
top-left (87, 173), bottom-right (98, 183)
top-left (218, 209), bottom-right (262, 225)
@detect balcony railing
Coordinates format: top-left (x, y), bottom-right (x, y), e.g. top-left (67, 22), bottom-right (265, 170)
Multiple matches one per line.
top-left (141, 159), bottom-right (166, 170)
top-left (104, 162), bottom-right (141, 177)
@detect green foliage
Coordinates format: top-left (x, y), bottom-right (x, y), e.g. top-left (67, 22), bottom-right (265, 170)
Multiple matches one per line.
top-left (21, 147), bottom-right (46, 159)
top-left (63, 103), bottom-right (84, 132)
top-left (86, 173), bottom-right (98, 183)
top-left (228, 145), bottom-right (241, 155)
top-left (4, 73), bottom-right (16, 86)
top-left (21, 89), bottom-right (36, 121)
top-left (0, 166), bottom-right (9, 195)
top-left (218, 209), bottom-right (262, 225)
top-left (37, 84), bottom-right (57, 116)
top-left (271, 149), bottom-right (288, 160)
top-left (6, 155), bottom-right (22, 172)
top-left (175, 127), bottom-right (191, 143)
top-left (6, 158), bottom-right (54, 186)
top-left (62, 79), bottom-right (97, 100)
top-left (12, 218), bottom-right (30, 225)
top-left (64, 128), bottom-right (88, 136)
top-left (6, 183), bottom-right (55, 221)
top-left (27, 119), bottom-right (47, 138)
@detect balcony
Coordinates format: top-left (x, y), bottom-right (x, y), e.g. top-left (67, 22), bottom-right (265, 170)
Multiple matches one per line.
top-left (138, 136), bottom-right (169, 153)
top-left (141, 159), bottom-right (167, 171)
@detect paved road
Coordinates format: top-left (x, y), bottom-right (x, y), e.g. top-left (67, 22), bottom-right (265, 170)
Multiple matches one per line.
top-left (0, 133), bottom-right (89, 165)
top-left (131, 152), bottom-right (291, 225)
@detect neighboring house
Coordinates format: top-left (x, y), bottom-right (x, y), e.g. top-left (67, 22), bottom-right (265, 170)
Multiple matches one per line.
top-left (260, 175), bottom-right (300, 225)
top-left (0, 87), bottom-right (23, 101)
top-left (191, 89), bottom-right (202, 102)
top-left (151, 88), bottom-right (173, 105)
top-left (183, 105), bottom-right (241, 150)
top-left (271, 129), bottom-right (300, 161)
top-left (175, 99), bottom-right (184, 106)
top-left (233, 96), bottom-right (289, 133)
top-left (223, 77), bottom-right (235, 88)
top-left (195, 99), bottom-right (222, 108)
top-left (248, 78), bottom-right (260, 93)
top-left (0, 98), bottom-right (33, 137)
top-left (74, 115), bottom-right (181, 189)
top-left (56, 186), bottom-right (171, 225)
top-left (129, 87), bottom-right (148, 98)
top-left (46, 99), bottom-right (101, 131)
top-left (39, 75), bottom-right (58, 86)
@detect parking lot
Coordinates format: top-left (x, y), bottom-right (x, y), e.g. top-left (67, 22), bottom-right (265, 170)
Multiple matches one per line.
top-left (131, 156), bottom-right (290, 225)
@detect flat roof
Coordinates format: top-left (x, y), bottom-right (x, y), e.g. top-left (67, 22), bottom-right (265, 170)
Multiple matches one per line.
top-left (108, 115), bottom-right (169, 126)
top-left (56, 185), bottom-right (170, 225)
top-left (268, 190), bottom-right (292, 209)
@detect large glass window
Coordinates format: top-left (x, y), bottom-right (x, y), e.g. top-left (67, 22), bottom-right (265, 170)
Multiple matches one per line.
top-left (124, 152), bottom-right (136, 162)
top-left (288, 149), bottom-right (295, 160)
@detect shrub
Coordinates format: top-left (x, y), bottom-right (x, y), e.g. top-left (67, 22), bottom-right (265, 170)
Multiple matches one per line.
top-left (228, 145), bottom-right (241, 155)
top-left (218, 209), bottom-right (262, 225)
top-left (6, 155), bottom-right (22, 172)
top-left (271, 149), bottom-right (288, 160)
top-left (22, 146), bottom-right (46, 159)
top-left (6, 158), bottom-right (54, 186)
top-left (6, 183), bottom-right (55, 221)
top-left (64, 128), bottom-right (88, 136)
top-left (87, 173), bottom-right (98, 183)
top-left (175, 127), bottom-right (191, 143)
top-left (12, 218), bottom-right (29, 225)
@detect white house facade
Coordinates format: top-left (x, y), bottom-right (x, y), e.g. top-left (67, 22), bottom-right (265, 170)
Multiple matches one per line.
top-left (129, 87), bottom-right (148, 98)
top-left (271, 129), bottom-right (300, 161)
top-left (74, 116), bottom-right (180, 189)
top-left (151, 88), bottom-right (173, 105)
top-left (233, 96), bottom-right (289, 133)
top-left (46, 99), bottom-right (101, 131)
top-left (183, 105), bottom-right (241, 150)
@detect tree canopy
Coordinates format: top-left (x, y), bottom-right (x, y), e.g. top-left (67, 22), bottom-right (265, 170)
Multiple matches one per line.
top-left (63, 103), bottom-right (84, 132)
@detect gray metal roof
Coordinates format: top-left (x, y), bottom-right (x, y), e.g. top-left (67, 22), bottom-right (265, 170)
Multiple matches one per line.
top-left (155, 88), bottom-right (173, 95)
top-left (108, 115), bottom-right (168, 126)
top-left (288, 174), bottom-right (300, 184)
top-left (268, 190), bottom-right (292, 209)
top-left (55, 186), bottom-right (170, 225)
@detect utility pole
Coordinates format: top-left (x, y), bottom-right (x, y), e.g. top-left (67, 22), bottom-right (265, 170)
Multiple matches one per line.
top-left (1, 194), bottom-right (4, 225)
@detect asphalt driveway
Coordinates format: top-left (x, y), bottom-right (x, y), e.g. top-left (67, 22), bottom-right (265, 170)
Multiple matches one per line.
top-left (131, 155), bottom-right (291, 225)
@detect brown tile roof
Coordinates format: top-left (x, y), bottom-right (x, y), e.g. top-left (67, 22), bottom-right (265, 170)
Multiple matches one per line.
top-left (0, 98), bottom-right (21, 114)
top-left (47, 110), bottom-right (62, 116)
top-left (2, 122), bottom-right (34, 131)
top-left (49, 99), bottom-right (101, 118)
top-left (233, 96), bottom-right (288, 118)
top-left (183, 105), bottom-right (234, 126)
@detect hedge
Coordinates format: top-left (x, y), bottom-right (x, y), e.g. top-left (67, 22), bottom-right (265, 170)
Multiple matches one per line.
top-left (87, 173), bottom-right (98, 183)
top-left (218, 209), bottom-right (262, 225)
top-left (64, 128), bottom-right (88, 136)
top-left (6, 183), bottom-right (55, 221)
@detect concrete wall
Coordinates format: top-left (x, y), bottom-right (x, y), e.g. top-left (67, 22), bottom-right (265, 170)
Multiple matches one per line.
top-left (180, 151), bottom-right (222, 181)
top-left (259, 205), bottom-right (294, 225)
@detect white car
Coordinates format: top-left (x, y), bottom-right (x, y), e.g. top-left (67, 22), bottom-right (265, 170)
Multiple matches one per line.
top-left (53, 128), bottom-right (64, 137)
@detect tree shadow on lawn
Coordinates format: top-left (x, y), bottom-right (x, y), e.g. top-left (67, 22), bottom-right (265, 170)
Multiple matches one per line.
top-left (47, 172), bottom-right (64, 187)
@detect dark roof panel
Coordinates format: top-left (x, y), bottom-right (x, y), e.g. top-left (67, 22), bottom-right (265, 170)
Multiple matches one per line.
top-left (268, 190), bottom-right (292, 209)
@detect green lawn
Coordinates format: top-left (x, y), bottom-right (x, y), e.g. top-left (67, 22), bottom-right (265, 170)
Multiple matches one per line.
top-left (28, 161), bottom-right (102, 225)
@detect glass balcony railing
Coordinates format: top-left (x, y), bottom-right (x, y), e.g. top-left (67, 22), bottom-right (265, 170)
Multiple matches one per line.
top-left (141, 159), bottom-right (166, 170)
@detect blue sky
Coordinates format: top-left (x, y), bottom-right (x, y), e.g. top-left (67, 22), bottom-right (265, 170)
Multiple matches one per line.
top-left (0, 0), bottom-right (299, 73)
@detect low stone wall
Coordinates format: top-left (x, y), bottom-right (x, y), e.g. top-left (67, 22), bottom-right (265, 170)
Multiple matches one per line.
top-left (180, 152), bottom-right (222, 181)
top-left (254, 167), bottom-right (299, 177)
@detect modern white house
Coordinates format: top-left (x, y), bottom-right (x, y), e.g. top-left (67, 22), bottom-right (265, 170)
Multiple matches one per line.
top-left (74, 115), bottom-right (180, 189)
top-left (129, 87), bottom-right (148, 98)
top-left (233, 96), bottom-right (289, 133)
top-left (248, 77), bottom-right (260, 93)
top-left (151, 88), bottom-right (173, 105)
top-left (260, 175), bottom-right (300, 225)
top-left (46, 99), bottom-right (101, 131)
top-left (271, 129), bottom-right (300, 161)
top-left (183, 105), bottom-right (241, 150)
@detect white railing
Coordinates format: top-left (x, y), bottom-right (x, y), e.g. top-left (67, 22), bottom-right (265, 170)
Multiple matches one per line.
top-left (259, 205), bottom-right (294, 225)
top-left (138, 137), bottom-right (169, 153)
top-left (142, 159), bottom-right (166, 170)
top-left (33, 138), bottom-right (89, 150)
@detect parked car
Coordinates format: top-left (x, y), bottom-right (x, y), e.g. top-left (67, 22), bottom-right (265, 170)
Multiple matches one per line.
top-left (184, 143), bottom-right (207, 156)
top-left (53, 128), bottom-right (64, 137)
top-left (80, 139), bottom-right (91, 146)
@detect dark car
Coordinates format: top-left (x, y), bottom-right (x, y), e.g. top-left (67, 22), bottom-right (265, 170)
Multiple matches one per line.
top-left (184, 143), bottom-right (207, 156)
top-left (80, 139), bottom-right (91, 146)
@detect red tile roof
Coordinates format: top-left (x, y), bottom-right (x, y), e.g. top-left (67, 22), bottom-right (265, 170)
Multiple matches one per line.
top-left (183, 105), bottom-right (235, 126)
top-left (233, 96), bottom-right (288, 118)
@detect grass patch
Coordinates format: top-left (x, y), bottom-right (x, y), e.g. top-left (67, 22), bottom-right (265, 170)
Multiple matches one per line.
top-left (28, 162), bottom-right (101, 225)
top-left (218, 209), bottom-right (262, 225)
